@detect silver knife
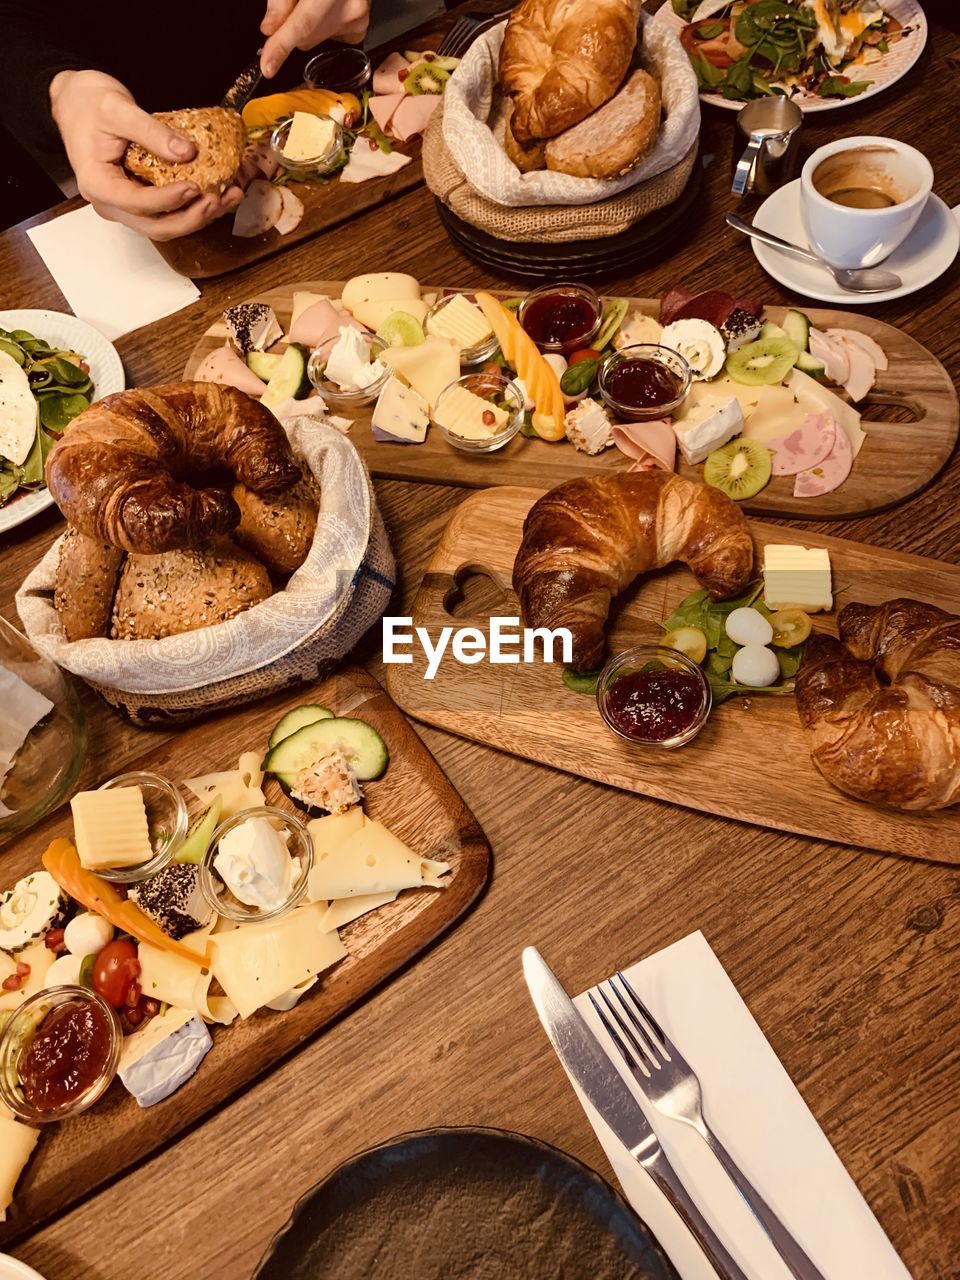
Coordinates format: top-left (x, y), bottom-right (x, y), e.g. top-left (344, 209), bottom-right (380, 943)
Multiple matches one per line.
top-left (221, 49), bottom-right (263, 113)
top-left (522, 947), bottom-right (749, 1280)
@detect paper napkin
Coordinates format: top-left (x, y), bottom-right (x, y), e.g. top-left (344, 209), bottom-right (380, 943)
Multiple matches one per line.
top-left (26, 205), bottom-right (200, 341)
top-left (565, 932), bottom-right (911, 1280)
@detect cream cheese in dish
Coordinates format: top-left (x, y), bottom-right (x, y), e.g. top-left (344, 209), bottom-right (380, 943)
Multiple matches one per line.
top-left (213, 816), bottom-right (301, 912)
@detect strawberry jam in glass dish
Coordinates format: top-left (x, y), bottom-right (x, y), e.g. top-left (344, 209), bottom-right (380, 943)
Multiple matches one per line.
top-left (597, 645), bottom-right (711, 749)
top-left (0, 986), bottom-right (121, 1122)
top-left (597, 344), bottom-right (691, 422)
top-left (519, 283), bottom-right (602, 353)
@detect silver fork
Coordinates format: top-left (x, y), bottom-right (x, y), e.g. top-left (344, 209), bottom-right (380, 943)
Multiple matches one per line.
top-left (590, 974), bottom-right (827, 1280)
top-left (438, 6), bottom-right (516, 57)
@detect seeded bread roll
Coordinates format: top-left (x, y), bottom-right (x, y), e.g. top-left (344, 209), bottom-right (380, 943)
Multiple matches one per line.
top-left (231, 476), bottom-right (320, 575)
top-left (123, 107), bottom-right (246, 194)
top-left (544, 69), bottom-right (661, 179)
top-left (111, 541), bottom-right (272, 640)
top-left (54, 525), bottom-right (124, 641)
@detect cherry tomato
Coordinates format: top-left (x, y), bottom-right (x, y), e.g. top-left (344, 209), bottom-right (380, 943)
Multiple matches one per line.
top-left (569, 348), bottom-right (601, 365)
top-left (92, 939), bottom-right (141, 1009)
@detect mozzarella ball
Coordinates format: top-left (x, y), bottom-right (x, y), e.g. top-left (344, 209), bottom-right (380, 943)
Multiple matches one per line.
top-left (732, 644), bottom-right (780, 688)
top-left (64, 911), bottom-right (114, 957)
top-left (543, 353), bottom-right (568, 380)
top-left (725, 607), bottom-right (774, 648)
top-left (508, 376), bottom-right (534, 413)
top-left (45, 953), bottom-right (84, 987)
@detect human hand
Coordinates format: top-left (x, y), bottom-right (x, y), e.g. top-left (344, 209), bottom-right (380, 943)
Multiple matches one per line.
top-left (260, 0), bottom-right (371, 77)
top-left (50, 70), bottom-right (244, 241)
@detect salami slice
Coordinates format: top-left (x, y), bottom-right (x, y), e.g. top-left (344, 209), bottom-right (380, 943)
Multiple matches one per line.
top-left (659, 286), bottom-right (694, 325)
top-left (768, 412), bottom-right (836, 476)
top-left (793, 419), bottom-right (853, 497)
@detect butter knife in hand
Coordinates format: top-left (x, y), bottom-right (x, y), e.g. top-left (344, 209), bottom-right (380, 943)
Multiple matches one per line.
top-left (221, 49), bottom-right (263, 113)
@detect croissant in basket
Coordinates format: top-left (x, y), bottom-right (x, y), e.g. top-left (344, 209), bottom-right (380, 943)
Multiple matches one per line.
top-left (795, 599), bottom-right (960, 811)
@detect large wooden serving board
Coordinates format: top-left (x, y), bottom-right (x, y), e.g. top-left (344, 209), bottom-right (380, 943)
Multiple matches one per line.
top-left (184, 282), bottom-right (958, 520)
top-left (386, 488), bottom-right (960, 863)
top-left (0, 669), bottom-right (490, 1245)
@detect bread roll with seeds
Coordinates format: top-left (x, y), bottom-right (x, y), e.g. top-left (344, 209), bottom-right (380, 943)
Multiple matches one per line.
top-left (123, 107), bottom-right (246, 193)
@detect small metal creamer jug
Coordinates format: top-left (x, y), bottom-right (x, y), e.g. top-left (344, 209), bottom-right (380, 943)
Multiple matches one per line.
top-left (731, 98), bottom-right (803, 198)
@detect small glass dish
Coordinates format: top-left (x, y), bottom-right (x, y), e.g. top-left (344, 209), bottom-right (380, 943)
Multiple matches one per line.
top-left (434, 372), bottom-right (525, 454)
top-left (518, 282), bottom-right (602, 354)
top-left (307, 335), bottom-right (390, 408)
top-left (305, 43), bottom-right (372, 95)
top-left (597, 344), bottom-right (692, 423)
top-left (0, 986), bottom-right (121, 1123)
top-left (424, 294), bottom-right (499, 367)
top-left (95, 771), bottom-right (188, 883)
top-left (596, 645), bottom-right (711, 750)
top-left (270, 115), bottom-right (345, 181)
top-left (199, 806), bottom-right (313, 924)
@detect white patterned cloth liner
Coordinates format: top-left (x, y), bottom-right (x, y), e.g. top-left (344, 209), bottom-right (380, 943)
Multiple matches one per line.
top-left (441, 14), bottom-right (701, 208)
top-left (17, 418), bottom-right (394, 696)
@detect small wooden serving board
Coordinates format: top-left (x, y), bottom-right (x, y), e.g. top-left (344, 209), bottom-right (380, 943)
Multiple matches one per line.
top-left (386, 487), bottom-right (960, 863)
top-left (0, 669), bottom-right (491, 1244)
top-left (183, 283), bottom-right (959, 520)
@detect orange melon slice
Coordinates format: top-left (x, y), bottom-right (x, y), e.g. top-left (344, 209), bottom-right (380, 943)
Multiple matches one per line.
top-left (475, 293), bottom-right (565, 441)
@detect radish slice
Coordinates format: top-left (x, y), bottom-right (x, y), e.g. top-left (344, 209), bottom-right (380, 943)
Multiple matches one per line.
top-left (275, 186), bottom-right (305, 236)
top-left (809, 328), bottom-right (850, 386)
top-left (826, 328), bottom-right (887, 371)
top-left (232, 179), bottom-right (282, 238)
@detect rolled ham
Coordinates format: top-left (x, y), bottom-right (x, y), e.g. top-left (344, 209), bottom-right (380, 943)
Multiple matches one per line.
top-left (389, 94), bottom-right (441, 142)
top-left (768, 413), bottom-right (836, 476)
top-left (368, 93), bottom-right (404, 135)
top-left (194, 346), bottom-right (268, 398)
top-left (232, 179), bottom-right (282, 238)
top-left (288, 299), bottom-right (366, 351)
top-left (793, 420), bottom-right (853, 497)
top-left (275, 186), bottom-right (305, 236)
top-left (611, 420), bottom-right (677, 472)
top-left (372, 51), bottom-right (410, 95)
top-left (808, 328), bottom-right (851, 387)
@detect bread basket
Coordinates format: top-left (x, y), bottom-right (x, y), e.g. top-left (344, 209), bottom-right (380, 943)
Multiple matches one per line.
top-left (16, 419), bottom-right (395, 725)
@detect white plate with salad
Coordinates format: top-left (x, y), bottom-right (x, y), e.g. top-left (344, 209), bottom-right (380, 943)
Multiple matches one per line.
top-left (653, 0), bottom-right (926, 111)
top-left (0, 310), bottom-right (124, 536)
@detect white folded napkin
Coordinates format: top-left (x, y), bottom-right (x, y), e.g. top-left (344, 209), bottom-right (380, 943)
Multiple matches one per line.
top-left (26, 205), bottom-right (200, 341)
top-left (564, 931), bottom-right (911, 1280)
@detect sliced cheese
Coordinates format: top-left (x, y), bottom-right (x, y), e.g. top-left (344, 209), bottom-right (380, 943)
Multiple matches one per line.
top-left (426, 294), bottom-right (493, 348)
top-left (71, 786), bottom-right (152, 871)
top-left (317, 892), bottom-right (397, 932)
top-left (0, 1108), bottom-right (39, 1222)
top-left (0, 939), bottom-right (55, 1011)
top-left (763, 544), bottom-right (833, 613)
top-left (138, 920), bottom-right (236, 1025)
top-left (434, 384), bottom-right (507, 441)
top-left (381, 337), bottom-right (461, 411)
top-left (785, 368), bottom-right (866, 458)
top-left (184, 758), bottom-right (266, 820)
top-left (307, 808), bottom-right (365, 857)
top-left (307, 820), bottom-right (450, 900)
top-left (211, 902), bottom-right (345, 1018)
top-left (341, 272), bottom-right (421, 310)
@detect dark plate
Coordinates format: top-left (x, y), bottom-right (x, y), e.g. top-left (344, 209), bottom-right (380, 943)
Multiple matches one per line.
top-left (254, 1126), bottom-right (678, 1280)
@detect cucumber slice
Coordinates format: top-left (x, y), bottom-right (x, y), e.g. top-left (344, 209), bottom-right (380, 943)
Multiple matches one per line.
top-left (781, 309), bottom-right (811, 352)
top-left (247, 351), bottom-right (283, 381)
top-left (175, 796), bottom-right (223, 865)
top-left (796, 350), bottom-right (826, 377)
top-left (263, 717), bottom-right (388, 784)
top-left (261, 345), bottom-right (308, 410)
top-left (268, 704), bottom-right (334, 749)
top-left (759, 319), bottom-right (788, 342)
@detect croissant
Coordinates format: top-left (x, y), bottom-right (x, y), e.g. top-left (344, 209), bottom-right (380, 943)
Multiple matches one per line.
top-left (513, 473), bottom-right (754, 672)
top-left (499, 0), bottom-right (642, 141)
top-left (45, 383), bottom-right (301, 554)
top-left (795, 599), bottom-right (960, 811)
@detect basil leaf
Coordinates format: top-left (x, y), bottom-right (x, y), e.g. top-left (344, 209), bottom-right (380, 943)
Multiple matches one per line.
top-left (560, 358), bottom-right (598, 398)
top-left (695, 20), bottom-right (724, 39)
top-left (0, 338), bottom-right (25, 364)
top-left (562, 668), bottom-right (600, 696)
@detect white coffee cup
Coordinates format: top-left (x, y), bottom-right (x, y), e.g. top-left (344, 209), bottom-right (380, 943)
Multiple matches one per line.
top-left (800, 135), bottom-right (933, 269)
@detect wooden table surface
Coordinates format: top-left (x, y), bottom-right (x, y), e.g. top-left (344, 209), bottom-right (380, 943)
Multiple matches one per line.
top-left (2, 21), bottom-right (959, 1280)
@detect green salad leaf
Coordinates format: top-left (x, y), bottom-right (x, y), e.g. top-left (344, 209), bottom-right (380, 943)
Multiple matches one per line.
top-left (817, 76), bottom-right (871, 98)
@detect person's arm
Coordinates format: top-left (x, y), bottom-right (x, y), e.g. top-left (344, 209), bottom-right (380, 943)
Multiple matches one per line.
top-left (259, 0), bottom-right (371, 77)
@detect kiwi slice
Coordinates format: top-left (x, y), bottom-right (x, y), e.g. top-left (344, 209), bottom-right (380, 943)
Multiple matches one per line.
top-left (704, 439), bottom-right (772, 501)
top-left (174, 796), bottom-right (223, 865)
top-left (377, 311), bottom-right (425, 348)
top-left (404, 50), bottom-right (460, 72)
top-left (403, 63), bottom-right (451, 95)
top-left (725, 335), bottom-right (799, 386)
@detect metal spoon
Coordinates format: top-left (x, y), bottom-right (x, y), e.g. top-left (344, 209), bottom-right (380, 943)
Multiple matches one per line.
top-left (726, 212), bottom-right (902, 293)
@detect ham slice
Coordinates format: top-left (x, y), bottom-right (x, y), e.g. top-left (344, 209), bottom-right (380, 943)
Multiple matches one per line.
top-left (275, 186), bottom-right (305, 236)
top-left (611, 420), bottom-right (676, 472)
top-left (340, 138), bottom-right (413, 184)
top-left (289, 300), bottom-right (366, 352)
top-left (389, 94), bottom-right (440, 142)
top-left (836, 338), bottom-right (875, 403)
top-left (808, 328), bottom-right (851, 387)
top-left (369, 93), bottom-right (405, 135)
top-left (793, 420), bottom-right (853, 497)
top-left (827, 328), bottom-right (887, 372)
top-left (194, 346), bottom-right (267, 398)
top-left (232, 179), bottom-right (282, 238)
top-left (373, 51), bottom-right (410, 95)
top-left (768, 413), bottom-right (836, 476)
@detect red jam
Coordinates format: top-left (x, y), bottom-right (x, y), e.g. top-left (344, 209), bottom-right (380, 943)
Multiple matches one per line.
top-left (19, 998), bottom-right (113, 1112)
top-left (606, 668), bottom-right (706, 743)
top-left (606, 358), bottom-right (682, 412)
top-left (521, 292), bottom-right (598, 350)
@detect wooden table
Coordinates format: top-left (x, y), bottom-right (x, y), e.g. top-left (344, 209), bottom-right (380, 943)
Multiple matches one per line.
top-left (2, 23), bottom-right (959, 1279)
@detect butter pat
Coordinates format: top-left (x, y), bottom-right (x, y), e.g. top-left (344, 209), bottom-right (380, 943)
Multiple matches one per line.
top-left (426, 295), bottom-right (493, 349)
top-left (282, 112), bottom-right (337, 162)
top-left (71, 786), bottom-right (152, 871)
top-left (434, 384), bottom-right (507, 440)
top-left (672, 395), bottom-right (743, 465)
top-left (763, 544), bottom-right (833, 613)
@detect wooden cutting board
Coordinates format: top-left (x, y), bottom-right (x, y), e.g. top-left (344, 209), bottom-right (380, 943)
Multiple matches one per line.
top-left (183, 282), bottom-right (959, 520)
top-left (0, 669), bottom-right (490, 1245)
top-left (386, 487), bottom-right (960, 863)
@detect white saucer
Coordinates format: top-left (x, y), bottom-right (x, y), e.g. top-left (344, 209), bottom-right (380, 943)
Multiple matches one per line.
top-left (750, 181), bottom-right (959, 305)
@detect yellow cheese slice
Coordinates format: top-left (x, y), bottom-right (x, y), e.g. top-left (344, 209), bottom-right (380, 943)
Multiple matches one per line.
top-left (138, 920), bottom-right (236, 1025)
top-left (0, 1108), bottom-right (39, 1222)
top-left (433, 384), bottom-right (507, 440)
top-left (184, 758), bottom-right (266, 820)
top-left (0, 940), bottom-right (56, 1012)
top-left (316, 892), bottom-right (397, 932)
top-left (71, 786), bottom-right (152, 871)
top-left (380, 337), bottom-right (461, 411)
top-left (307, 808), bottom-right (365, 859)
top-left (307, 820), bottom-right (451, 900)
top-left (211, 903), bottom-right (345, 1019)
top-left (740, 399), bottom-right (811, 445)
top-left (426, 294), bottom-right (493, 348)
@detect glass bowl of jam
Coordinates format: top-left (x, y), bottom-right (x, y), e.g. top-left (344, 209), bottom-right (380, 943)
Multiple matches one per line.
top-left (596, 645), bottom-right (711, 749)
top-left (518, 283), bottom-right (602, 354)
top-left (433, 371), bottom-right (525, 454)
top-left (97, 771), bottom-right (188, 883)
top-left (304, 43), bottom-right (372, 95)
top-left (0, 986), bottom-right (121, 1123)
top-left (597, 344), bottom-right (691, 422)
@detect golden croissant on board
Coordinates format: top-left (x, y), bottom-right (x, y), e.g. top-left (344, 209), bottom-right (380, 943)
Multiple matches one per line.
top-left (513, 473), bottom-right (755, 672)
top-left (795, 599), bottom-right (960, 811)
top-left (499, 0), bottom-right (643, 141)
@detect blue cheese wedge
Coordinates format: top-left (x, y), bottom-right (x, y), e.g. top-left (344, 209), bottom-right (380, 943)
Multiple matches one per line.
top-left (672, 395), bottom-right (743, 465)
top-left (118, 1007), bottom-right (212, 1108)
top-left (371, 378), bottom-right (429, 444)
